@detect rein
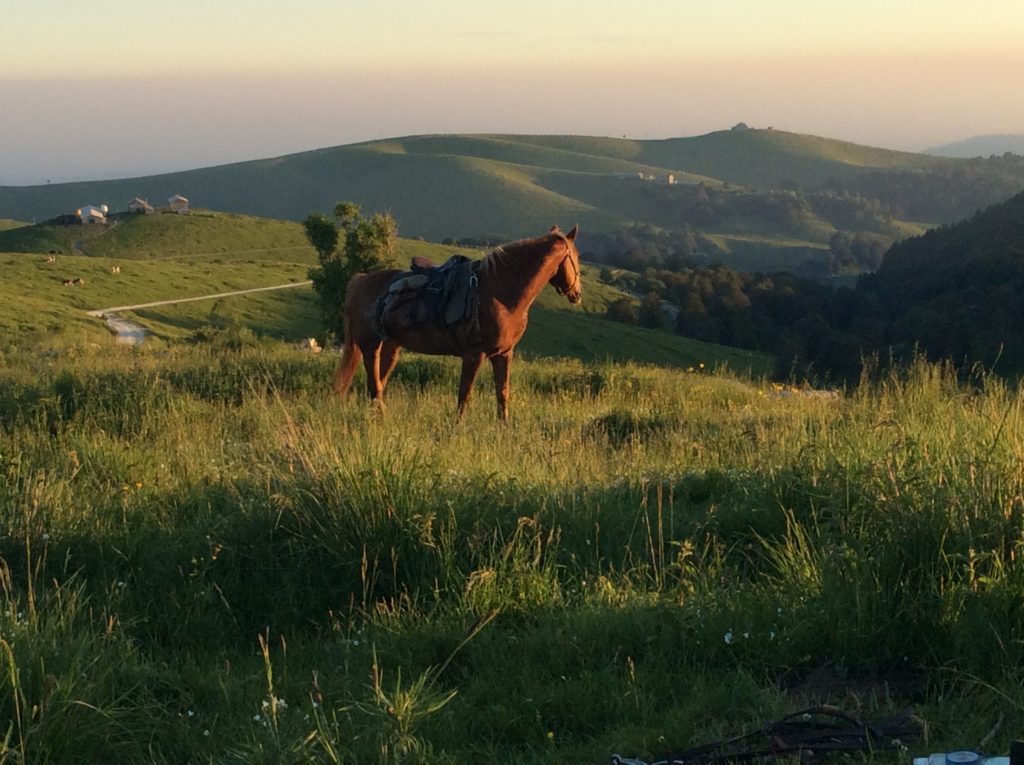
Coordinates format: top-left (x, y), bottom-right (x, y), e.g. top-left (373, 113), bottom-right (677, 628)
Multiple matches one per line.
top-left (553, 234), bottom-right (580, 297)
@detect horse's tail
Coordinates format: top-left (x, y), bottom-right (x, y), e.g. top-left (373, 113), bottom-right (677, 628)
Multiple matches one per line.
top-left (332, 287), bottom-right (363, 398)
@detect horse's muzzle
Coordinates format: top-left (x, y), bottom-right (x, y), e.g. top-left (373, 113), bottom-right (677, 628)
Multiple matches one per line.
top-left (566, 290), bottom-right (582, 305)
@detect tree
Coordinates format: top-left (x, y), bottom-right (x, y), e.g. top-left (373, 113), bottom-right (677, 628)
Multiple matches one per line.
top-left (637, 292), bottom-right (667, 329)
top-left (305, 202), bottom-right (398, 340)
top-left (606, 297), bottom-right (638, 325)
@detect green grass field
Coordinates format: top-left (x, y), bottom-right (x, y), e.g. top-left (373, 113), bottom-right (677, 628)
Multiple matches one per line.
top-left (1, 344), bottom-right (1022, 763)
top-left (0, 209), bottom-right (773, 374)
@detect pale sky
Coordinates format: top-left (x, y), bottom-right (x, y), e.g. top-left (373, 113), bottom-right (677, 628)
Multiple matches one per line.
top-left (3, 0), bottom-right (1024, 185)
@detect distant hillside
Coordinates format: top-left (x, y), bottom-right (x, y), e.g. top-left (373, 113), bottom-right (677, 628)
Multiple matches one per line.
top-left (0, 219), bottom-right (27, 232)
top-left (926, 134), bottom-right (1024, 158)
top-left (852, 189), bottom-right (1024, 370)
top-left (3, 129), bottom-right (1024, 276)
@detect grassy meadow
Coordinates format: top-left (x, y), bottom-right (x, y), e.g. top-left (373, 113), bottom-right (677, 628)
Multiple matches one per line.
top-left (2, 341), bottom-right (1024, 763)
top-left (0, 218), bottom-right (771, 373)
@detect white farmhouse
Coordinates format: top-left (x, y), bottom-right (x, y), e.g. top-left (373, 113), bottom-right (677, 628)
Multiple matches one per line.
top-left (168, 194), bottom-right (190, 214)
top-left (129, 197), bottom-right (154, 214)
top-left (76, 204), bottom-right (107, 224)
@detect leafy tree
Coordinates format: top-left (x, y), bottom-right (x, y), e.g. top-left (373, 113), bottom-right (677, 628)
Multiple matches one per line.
top-left (637, 292), bottom-right (668, 329)
top-left (605, 297), bottom-right (638, 325)
top-left (305, 202), bottom-right (398, 340)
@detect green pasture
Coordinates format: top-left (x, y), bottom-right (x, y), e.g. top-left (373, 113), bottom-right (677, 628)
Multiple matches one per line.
top-left (0, 251), bottom-right (312, 348)
top-left (1, 344), bottom-right (1022, 763)
top-left (0, 227), bottom-right (771, 373)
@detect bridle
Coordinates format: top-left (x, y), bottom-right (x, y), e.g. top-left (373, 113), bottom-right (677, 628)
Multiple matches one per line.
top-left (552, 235), bottom-right (581, 297)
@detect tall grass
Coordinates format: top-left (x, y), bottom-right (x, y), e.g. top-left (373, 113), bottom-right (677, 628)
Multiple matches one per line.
top-left (1, 345), bottom-right (1023, 762)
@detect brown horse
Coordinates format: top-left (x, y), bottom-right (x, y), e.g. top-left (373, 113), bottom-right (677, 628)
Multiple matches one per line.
top-left (333, 225), bottom-right (582, 419)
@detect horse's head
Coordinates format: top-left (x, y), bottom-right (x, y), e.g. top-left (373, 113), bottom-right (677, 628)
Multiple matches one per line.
top-left (549, 224), bottom-right (582, 305)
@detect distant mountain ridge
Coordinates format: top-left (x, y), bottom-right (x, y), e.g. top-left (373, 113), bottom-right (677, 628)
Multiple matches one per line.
top-left (925, 134), bottom-right (1024, 158)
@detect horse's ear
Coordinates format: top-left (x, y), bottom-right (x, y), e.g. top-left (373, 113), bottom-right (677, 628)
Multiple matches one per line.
top-left (566, 224), bottom-right (579, 242)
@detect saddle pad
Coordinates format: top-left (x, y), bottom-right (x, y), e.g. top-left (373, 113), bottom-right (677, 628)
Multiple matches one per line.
top-left (387, 273), bottom-right (429, 294)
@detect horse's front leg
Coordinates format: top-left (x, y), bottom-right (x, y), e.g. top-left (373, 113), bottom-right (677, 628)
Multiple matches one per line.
top-left (457, 352), bottom-right (485, 419)
top-left (490, 351), bottom-right (512, 421)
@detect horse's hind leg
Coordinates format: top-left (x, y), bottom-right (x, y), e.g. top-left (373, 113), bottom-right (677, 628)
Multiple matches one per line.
top-left (332, 341), bottom-right (363, 398)
top-left (362, 343), bottom-right (386, 409)
top-left (378, 342), bottom-right (402, 393)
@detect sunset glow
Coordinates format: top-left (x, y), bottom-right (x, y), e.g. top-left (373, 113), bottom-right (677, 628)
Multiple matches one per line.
top-left (3, 0), bottom-right (1023, 184)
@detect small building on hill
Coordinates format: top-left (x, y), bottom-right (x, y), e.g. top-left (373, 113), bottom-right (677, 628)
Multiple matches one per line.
top-left (76, 204), bottom-right (107, 224)
top-left (168, 194), bottom-right (190, 214)
top-left (129, 197), bottom-right (154, 214)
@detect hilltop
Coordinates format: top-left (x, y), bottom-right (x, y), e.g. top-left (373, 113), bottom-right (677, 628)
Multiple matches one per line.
top-left (3, 129), bottom-right (1024, 279)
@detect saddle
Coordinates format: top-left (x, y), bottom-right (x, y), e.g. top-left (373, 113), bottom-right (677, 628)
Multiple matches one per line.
top-left (374, 255), bottom-right (479, 338)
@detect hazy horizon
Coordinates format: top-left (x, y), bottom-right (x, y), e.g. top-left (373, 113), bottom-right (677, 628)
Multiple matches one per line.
top-left (4, 0), bottom-right (1024, 186)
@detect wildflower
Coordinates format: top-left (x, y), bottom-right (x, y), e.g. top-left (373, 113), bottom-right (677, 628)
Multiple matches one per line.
top-left (724, 630), bottom-right (734, 645)
top-left (203, 730), bottom-right (210, 737)
top-left (742, 632), bottom-right (749, 640)
top-left (42, 533), bottom-right (51, 541)
top-left (547, 731), bottom-right (555, 741)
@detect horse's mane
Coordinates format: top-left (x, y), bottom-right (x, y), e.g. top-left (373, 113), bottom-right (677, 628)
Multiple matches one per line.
top-left (482, 231), bottom-right (562, 274)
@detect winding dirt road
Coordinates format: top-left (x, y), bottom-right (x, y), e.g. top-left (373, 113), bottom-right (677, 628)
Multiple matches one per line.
top-left (88, 280), bottom-right (313, 343)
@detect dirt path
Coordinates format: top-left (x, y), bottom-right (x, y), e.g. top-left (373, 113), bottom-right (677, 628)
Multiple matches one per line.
top-left (88, 280), bottom-right (313, 344)
top-left (72, 219), bottom-right (119, 256)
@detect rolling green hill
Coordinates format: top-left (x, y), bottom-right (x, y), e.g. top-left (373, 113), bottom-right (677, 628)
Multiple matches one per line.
top-left (7, 127), bottom-right (1022, 290)
top-left (0, 208), bottom-right (314, 260)
top-left (4, 129), bottom-right (1023, 254)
